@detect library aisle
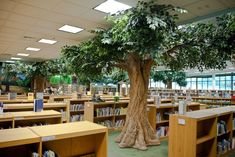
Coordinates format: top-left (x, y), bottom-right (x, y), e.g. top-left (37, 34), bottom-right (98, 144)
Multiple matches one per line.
top-left (108, 131), bottom-right (235, 157)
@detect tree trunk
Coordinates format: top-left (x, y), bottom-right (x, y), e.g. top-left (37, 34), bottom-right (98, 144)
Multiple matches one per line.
top-left (115, 54), bottom-right (160, 150)
top-left (34, 76), bottom-right (45, 92)
top-left (166, 80), bottom-right (172, 89)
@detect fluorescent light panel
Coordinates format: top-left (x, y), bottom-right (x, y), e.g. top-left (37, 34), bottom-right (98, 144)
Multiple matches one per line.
top-left (26, 47), bottom-right (40, 51)
top-left (58, 25), bottom-right (83, 33)
top-left (38, 39), bottom-right (57, 44)
top-left (11, 57), bottom-right (22, 60)
top-left (94, 0), bottom-right (131, 14)
top-left (5, 60), bottom-right (15, 63)
top-left (17, 53), bottom-right (29, 56)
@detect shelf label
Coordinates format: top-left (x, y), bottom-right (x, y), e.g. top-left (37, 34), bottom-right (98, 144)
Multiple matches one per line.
top-left (15, 117), bottom-right (24, 120)
top-left (178, 119), bottom-right (185, 125)
top-left (42, 136), bottom-right (55, 142)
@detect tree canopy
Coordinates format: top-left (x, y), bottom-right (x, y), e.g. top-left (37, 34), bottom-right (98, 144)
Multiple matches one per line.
top-left (152, 70), bottom-right (187, 88)
top-left (62, 2), bottom-right (234, 78)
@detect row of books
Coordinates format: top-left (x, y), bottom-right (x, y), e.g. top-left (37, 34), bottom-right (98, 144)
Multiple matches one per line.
top-left (156, 126), bottom-right (169, 138)
top-left (115, 119), bottom-right (125, 128)
top-left (95, 107), bottom-right (113, 117)
top-left (217, 138), bottom-right (232, 155)
top-left (114, 107), bottom-right (127, 115)
top-left (60, 109), bottom-right (66, 121)
top-left (16, 123), bottom-right (49, 128)
top-left (156, 111), bottom-right (176, 123)
top-left (70, 114), bottom-right (84, 122)
top-left (217, 120), bottom-right (227, 135)
top-left (97, 120), bottom-right (113, 128)
top-left (70, 104), bottom-right (84, 111)
top-left (43, 150), bottom-right (56, 157)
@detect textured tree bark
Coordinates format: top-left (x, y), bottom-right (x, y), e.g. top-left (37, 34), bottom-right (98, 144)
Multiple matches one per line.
top-left (34, 76), bottom-right (45, 92)
top-left (166, 80), bottom-right (172, 89)
top-left (115, 54), bottom-right (160, 150)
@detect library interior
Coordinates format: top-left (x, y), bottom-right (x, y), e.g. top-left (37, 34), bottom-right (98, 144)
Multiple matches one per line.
top-left (0, 0), bottom-right (235, 157)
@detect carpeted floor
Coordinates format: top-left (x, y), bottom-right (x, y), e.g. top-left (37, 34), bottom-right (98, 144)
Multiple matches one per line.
top-left (108, 131), bottom-right (235, 157)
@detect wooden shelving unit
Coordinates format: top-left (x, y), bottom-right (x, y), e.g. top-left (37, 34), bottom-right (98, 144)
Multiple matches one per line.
top-left (84, 101), bottom-right (128, 130)
top-left (3, 102), bottom-right (69, 122)
top-left (68, 98), bottom-right (90, 122)
top-left (30, 121), bottom-right (107, 157)
top-left (0, 110), bottom-right (62, 129)
top-left (147, 100), bottom-right (202, 141)
top-left (169, 106), bottom-right (235, 157)
top-left (0, 99), bottom-right (48, 104)
top-left (0, 128), bottom-right (41, 157)
top-left (0, 113), bottom-right (14, 129)
top-left (0, 121), bottom-right (107, 157)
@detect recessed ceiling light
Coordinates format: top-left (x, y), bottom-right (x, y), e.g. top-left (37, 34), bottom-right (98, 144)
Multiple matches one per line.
top-left (11, 57), bottom-right (22, 60)
top-left (94, 0), bottom-right (131, 14)
top-left (58, 25), bottom-right (83, 33)
top-left (17, 53), bottom-right (29, 56)
top-left (38, 39), bottom-right (57, 44)
top-left (5, 60), bottom-right (15, 63)
top-left (26, 47), bottom-right (40, 51)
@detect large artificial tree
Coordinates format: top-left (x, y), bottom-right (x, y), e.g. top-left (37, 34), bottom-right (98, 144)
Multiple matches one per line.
top-left (61, 1), bottom-right (234, 150)
top-left (152, 70), bottom-right (187, 89)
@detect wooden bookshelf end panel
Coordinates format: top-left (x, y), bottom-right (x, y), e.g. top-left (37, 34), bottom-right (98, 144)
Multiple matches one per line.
top-left (169, 115), bottom-right (197, 157)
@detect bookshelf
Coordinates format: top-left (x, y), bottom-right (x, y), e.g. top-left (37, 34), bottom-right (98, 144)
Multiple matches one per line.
top-left (178, 96), bottom-right (232, 106)
top-left (0, 121), bottom-right (107, 157)
top-left (68, 99), bottom-right (90, 122)
top-left (48, 95), bottom-right (72, 103)
top-left (0, 110), bottom-right (62, 129)
top-left (30, 121), bottom-right (107, 157)
top-left (147, 100), bottom-right (202, 141)
top-left (0, 128), bottom-right (41, 157)
top-left (169, 106), bottom-right (235, 157)
top-left (84, 101), bottom-right (128, 129)
top-left (3, 102), bottom-right (69, 122)
top-left (0, 113), bottom-right (14, 129)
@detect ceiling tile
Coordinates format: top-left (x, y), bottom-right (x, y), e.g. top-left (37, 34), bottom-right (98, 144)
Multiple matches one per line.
top-left (53, 1), bottom-right (88, 18)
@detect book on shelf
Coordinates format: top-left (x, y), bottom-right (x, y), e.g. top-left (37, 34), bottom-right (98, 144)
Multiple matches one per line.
top-left (232, 137), bottom-right (235, 149)
top-left (115, 119), bottom-right (125, 127)
top-left (36, 92), bottom-right (44, 99)
top-left (34, 99), bottom-right (44, 112)
top-left (8, 92), bottom-right (17, 100)
top-left (156, 112), bottom-right (161, 122)
top-left (28, 92), bottom-right (34, 100)
top-left (115, 107), bottom-right (127, 115)
top-left (0, 102), bottom-right (3, 114)
top-left (70, 114), bottom-right (84, 122)
top-left (32, 152), bottom-right (39, 157)
top-left (96, 107), bottom-right (113, 117)
top-left (97, 120), bottom-right (113, 128)
top-left (60, 109), bottom-right (66, 121)
top-left (217, 120), bottom-right (227, 135)
top-left (70, 104), bottom-right (84, 111)
top-left (217, 138), bottom-right (232, 155)
top-left (156, 126), bottom-right (169, 138)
